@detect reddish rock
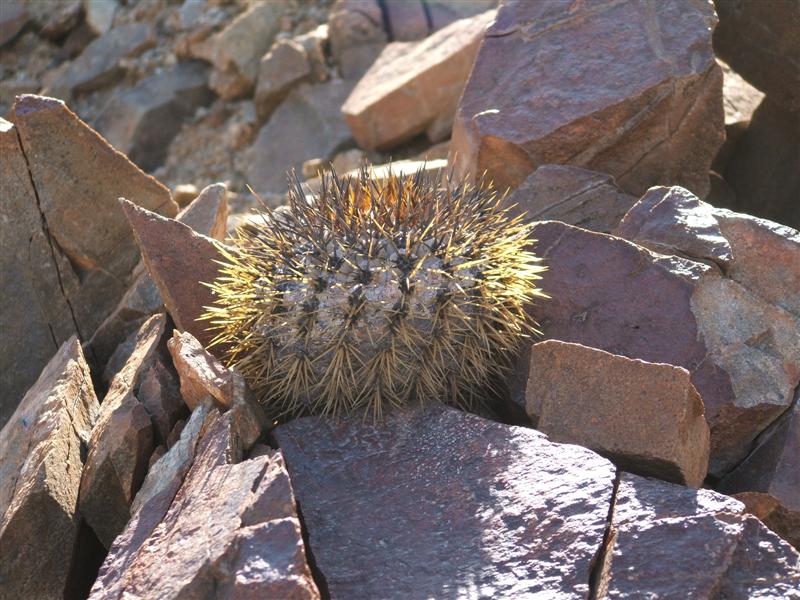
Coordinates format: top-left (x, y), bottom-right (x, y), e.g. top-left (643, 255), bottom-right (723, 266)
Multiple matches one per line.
top-left (714, 0), bottom-right (800, 113)
top-left (168, 330), bottom-right (234, 410)
top-left (720, 398), bottom-right (799, 549)
top-left (79, 315), bottom-right (166, 547)
top-left (175, 182), bottom-right (229, 243)
top-left (275, 402), bottom-right (616, 599)
top-left (89, 409), bottom-right (319, 599)
top-left (342, 10), bottom-right (494, 150)
top-left (0, 338), bottom-right (99, 599)
top-left (526, 340), bottom-right (709, 487)
top-left (450, 0), bottom-right (724, 197)
top-left (504, 164), bottom-right (636, 233)
top-left (120, 199), bottom-right (227, 351)
top-left (528, 221), bottom-right (800, 476)
top-left (254, 38), bottom-right (312, 119)
top-left (328, 0), bottom-right (387, 80)
top-left (137, 358), bottom-right (187, 444)
top-left (597, 472), bottom-right (800, 598)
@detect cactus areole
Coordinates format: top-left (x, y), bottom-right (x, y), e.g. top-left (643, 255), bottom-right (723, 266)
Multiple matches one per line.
top-left (204, 166), bottom-right (546, 420)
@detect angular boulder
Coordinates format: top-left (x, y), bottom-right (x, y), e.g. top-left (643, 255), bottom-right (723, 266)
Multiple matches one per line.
top-left (526, 340), bottom-right (709, 487)
top-left (327, 0), bottom-right (388, 80)
top-left (450, 0), bottom-right (724, 197)
top-left (167, 330), bottom-right (234, 410)
top-left (254, 38), bottom-right (312, 119)
top-left (275, 402), bottom-right (617, 599)
top-left (0, 338), bottom-right (99, 599)
top-left (342, 10), bottom-right (495, 150)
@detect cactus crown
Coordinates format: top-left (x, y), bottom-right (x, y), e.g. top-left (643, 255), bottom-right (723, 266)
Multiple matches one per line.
top-left (204, 166), bottom-right (546, 421)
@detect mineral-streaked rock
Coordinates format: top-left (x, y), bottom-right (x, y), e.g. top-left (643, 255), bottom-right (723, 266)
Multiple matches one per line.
top-left (526, 340), bottom-right (709, 487)
top-left (275, 402), bottom-right (616, 599)
top-left (0, 338), bottom-right (99, 599)
top-left (450, 0), bottom-right (724, 197)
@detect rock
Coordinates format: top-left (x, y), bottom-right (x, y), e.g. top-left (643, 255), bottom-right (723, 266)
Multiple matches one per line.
top-left (342, 10), bottom-right (494, 151)
top-left (526, 340), bottom-right (709, 487)
top-left (192, 1), bottom-right (290, 100)
top-left (527, 220), bottom-right (800, 476)
top-left (597, 472), bottom-right (800, 598)
top-left (328, 0), bottom-right (387, 80)
top-left (173, 183), bottom-right (198, 208)
top-left (88, 182), bottom-right (227, 369)
top-left (0, 338), bottom-right (99, 599)
top-left (384, 0), bottom-right (429, 40)
top-left (450, 0), bottom-right (724, 198)
top-left (120, 199), bottom-right (227, 352)
top-left (2, 97), bottom-right (176, 425)
top-left (719, 59), bottom-right (764, 125)
top-left (137, 358), bottom-right (187, 444)
top-left (240, 80), bottom-right (354, 195)
top-left (79, 315), bottom-right (166, 547)
top-left (39, 0), bottom-right (81, 41)
top-left (89, 409), bottom-right (319, 599)
top-left (46, 23), bottom-right (156, 97)
top-left (275, 402), bottom-right (616, 599)
top-left (426, 0), bottom-right (498, 30)
top-left (94, 61), bottom-right (214, 171)
top-left (254, 38), bottom-right (311, 119)
top-left (714, 0), bottom-right (800, 113)
top-left (721, 98), bottom-right (800, 229)
top-left (0, 1), bottom-right (28, 47)
top-left (720, 397), bottom-right (799, 549)
top-left (296, 24), bottom-right (329, 83)
top-left (84, 0), bottom-right (118, 36)
top-left (167, 330), bottom-right (234, 410)
top-left (504, 165), bottom-right (637, 233)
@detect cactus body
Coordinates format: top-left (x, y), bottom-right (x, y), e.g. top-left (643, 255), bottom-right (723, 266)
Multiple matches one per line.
top-left (204, 167), bottom-right (546, 419)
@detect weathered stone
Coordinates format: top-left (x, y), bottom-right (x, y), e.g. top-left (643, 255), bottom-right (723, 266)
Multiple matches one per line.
top-left (384, 0), bottom-right (428, 40)
top-left (240, 80), bottom-right (354, 195)
top-left (88, 182), bottom-right (227, 368)
top-left (450, 0), bottom-right (724, 198)
top-left (526, 340), bottom-right (709, 487)
top-left (719, 59), bottom-right (764, 125)
top-left (597, 472), bottom-right (800, 598)
top-left (275, 402), bottom-right (616, 599)
top-left (83, 0), bottom-right (118, 36)
top-left (46, 23), bottom-right (156, 96)
top-left (94, 61), bottom-right (214, 171)
top-left (342, 10), bottom-right (494, 151)
top-left (714, 0), bottom-right (800, 113)
top-left (254, 38), bottom-right (311, 119)
top-left (528, 221), bottom-right (800, 476)
top-left (504, 164), bottom-right (637, 233)
top-left (173, 183), bottom-right (198, 208)
top-left (721, 98), bottom-right (800, 229)
top-left (328, 0), bottom-right (387, 80)
top-left (79, 315), bottom-right (166, 547)
top-left (120, 199), bottom-right (227, 351)
top-left (137, 358), bottom-right (187, 444)
top-left (89, 409), bottom-right (319, 599)
top-left (720, 397), bottom-right (800, 549)
top-left (2, 97), bottom-right (176, 424)
top-left (39, 0), bottom-right (81, 41)
top-left (426, 0), bottom-right (498, 30)
top-left (192, 1), bottom-right (289, 100)
top-left (0, 1), bottom-right (28, 47)
top-left (0, 338), bottom-right (99, 600)
top-left (167, 330), bottom-right (234, 410)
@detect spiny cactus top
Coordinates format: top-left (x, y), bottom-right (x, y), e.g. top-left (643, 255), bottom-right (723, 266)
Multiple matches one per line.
top-left (204, 166), bottom-right (546, 420)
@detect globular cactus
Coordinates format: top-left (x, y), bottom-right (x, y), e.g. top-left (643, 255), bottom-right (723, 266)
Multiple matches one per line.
top-left (204, 166), bottom-right (546, 420)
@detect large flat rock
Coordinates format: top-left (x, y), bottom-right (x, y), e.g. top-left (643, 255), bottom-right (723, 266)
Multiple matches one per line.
top-left (450, 0), bottom-right (724, 197)
top-left (275, 403), bottom-right (617, 599)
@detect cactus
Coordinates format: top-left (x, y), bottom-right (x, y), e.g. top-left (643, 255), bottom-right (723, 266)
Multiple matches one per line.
top-left (204, 166), bottom-right (546, 420)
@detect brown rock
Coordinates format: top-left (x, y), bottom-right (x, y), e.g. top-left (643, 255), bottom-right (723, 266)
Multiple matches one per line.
top-left (89, 409), bottom-right (319, 599)
top-left (240, 80), bottom-right (354, 195)
top-left (720, 397), bottom-right (799, 549)
top-left (79, 315), bottom-right (166, 547)
top-left (46, 23), bottom-right (156, 97)
top-left (527, 221), bottom-right (800, 476)
top-left (2, 97), bottom-right (176, 425)
top-left (120, 199), bottom-right (227, 351)
top-left (0, 338), bottom-right (99, 599)
top-left (167, 330), bottom-right (234, 410)
top-left (173, 183), bottom-right (198, 208)
top-left (39, 0), bottom-right (81, 41)
top-left (0, 1), bottom-right (28, 47)
top-left (450, 0), bottom-right (724, 198)
top-left (254, 38), bottom-right (312, 119)
top-left (342, 10), bottom-right (494, 151)
top-left (137, 358), bottom-right (187, 444)
top-left (88, 182), bottom-right (227, 369)
top-left (426, 0), bottom-right (498, 31)
top-left (275, 402), bottom-right (616, 599)
top-left (597, 472), bottom-right (800, 598)
top-left (504, 164), bottom-right (637, 233)
top-left (328, 0), bottom-right (387, 80)
top-left (526, 340), bottom-right (709, 487)
top-left (94, 61), bottom-right (214, 171)
top-left (714, 0), bottom-right (800, 113)
top-left (719, 59), bottom-right (764, 125)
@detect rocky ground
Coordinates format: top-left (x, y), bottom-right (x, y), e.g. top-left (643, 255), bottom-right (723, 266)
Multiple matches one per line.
top-left (1, 0), bottom-right (799, 598)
